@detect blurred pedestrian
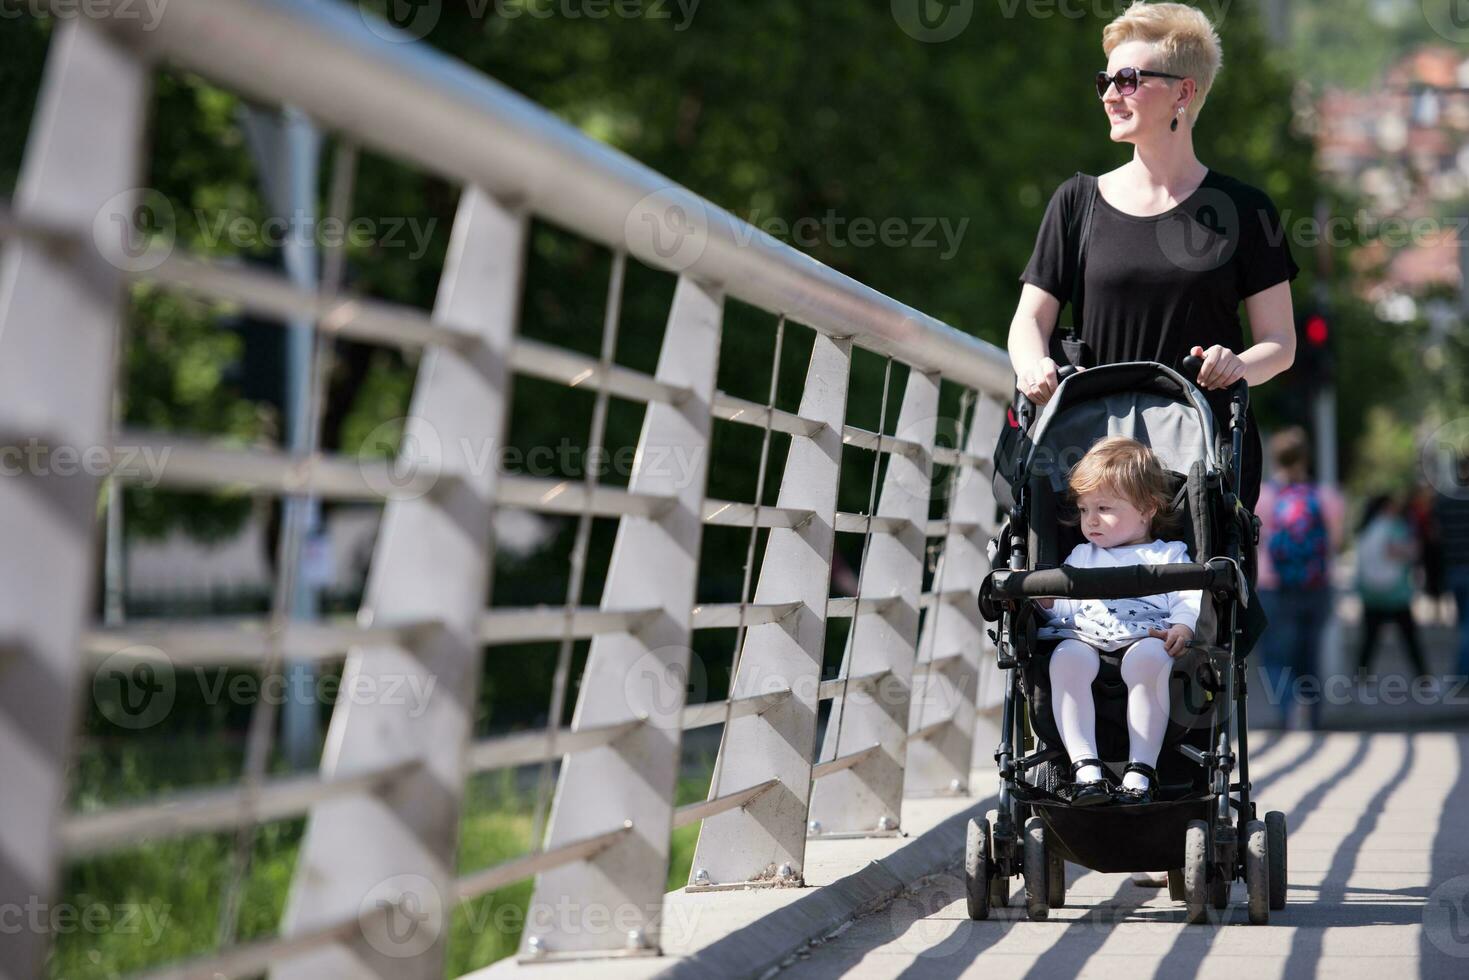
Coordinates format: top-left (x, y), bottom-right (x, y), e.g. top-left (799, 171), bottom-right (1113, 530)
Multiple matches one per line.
top-left (1354, 492), bottom-right (1427, 679)
top-left (1407, 482), bottom-right (1448, 624)
top-left (1435, 451), bottom-right (1469, 678)
top-left (1254, 427), bottom-right (1345, 730)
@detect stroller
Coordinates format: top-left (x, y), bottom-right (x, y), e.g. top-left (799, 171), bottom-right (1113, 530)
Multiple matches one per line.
top-left (970, 356), bottom-right (1287, 925)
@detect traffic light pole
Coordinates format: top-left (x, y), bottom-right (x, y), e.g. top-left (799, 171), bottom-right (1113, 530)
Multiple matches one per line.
top-left (1311, 196), bottom-right (1338, 487)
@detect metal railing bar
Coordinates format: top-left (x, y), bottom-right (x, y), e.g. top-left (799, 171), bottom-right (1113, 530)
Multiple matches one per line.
top-left (60, 761), bottom-right (414, 858)
top-left (833, 512), bottom-right (912, 535)
top-left (811, 743), bottom-right (881, 781)
top-left (113, 430), bottom-right (438, 501)
top-left (825, 596), bottom-right (900, 619)
top-left (702, 500), bottom-right (815, 529)
top-left (0, 199), bottom-right (82, 255)
top-left (672, 778), bottom-right (779, 828)
top-left (817, 669), bottom-right (891, 701)
top-left (681, 689), bottom-right (791, 731)
top-left (82, 618), bottom-right (413, 665)
top-left (144, 252), bottom-right (473, 352)
top-left (455, 822), bottom-right (633, 902)
top-left (913, 385), bottom-right (970, 775)
top-left (530, 248), bottom-right (629, 854)
top-left (912, 652), bottom-right (967, 675)
top-left (214, 134), bottom-right (361, 949)
top-left (129, 905), bottom-right (382, 980)
top-left (466, 719), bottom-right (644, 773)
top-left (124, 250), bottom-right (695, 408)
top-left (499, 474), bottom-right (671, 519)
top-left (826, 355), bottom-right (895, 761)
top-left (841, 425), bottom-right (925, 459)
top-left (712, 392), bottom-right (823, 438)
top-left (909, 719), bottom-right (950, 743)
top-left (480, 606), bottom-right (657, 644)
top-left (82, 602), bottom-right (807, 662)
top-left (931, 445), bottom-right (992, 472)
top-left (924, 519), bottom-right (982, 537)
top-left (512, 337), bottom-right (691, 405)
top-left (918, 588), bottom-right (972, 610)
top-left (690, 600), bottom-right (802, 629)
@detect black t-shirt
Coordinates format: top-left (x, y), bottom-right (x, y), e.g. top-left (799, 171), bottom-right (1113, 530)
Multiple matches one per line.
top-left (1019, 169), bottom-right (1300, 509)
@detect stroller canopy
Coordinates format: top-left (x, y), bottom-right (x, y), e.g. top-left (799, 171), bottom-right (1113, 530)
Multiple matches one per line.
top-left (994, 361), bottom-right (1223, 511)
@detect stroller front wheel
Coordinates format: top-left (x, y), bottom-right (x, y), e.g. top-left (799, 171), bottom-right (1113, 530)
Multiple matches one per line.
top-left (965, 816), bottom-right (992, 920)
top-left (1183, 819), bottom-right (1210, 924)
top-left (986, 808), bottom-right (1011, 908)
top-left (1244, 819), bottom-right (1270, 924)
top-left (1048, 852), bottom-right (1066, 908)
top-left (1023, 816), bottom-right (1049, 920)
top-left (1266, 810), bottom-right (1288, 910)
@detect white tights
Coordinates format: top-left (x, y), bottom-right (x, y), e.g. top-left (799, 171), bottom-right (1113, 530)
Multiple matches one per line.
top-left (1048, 637), bottom-right (1173, 788)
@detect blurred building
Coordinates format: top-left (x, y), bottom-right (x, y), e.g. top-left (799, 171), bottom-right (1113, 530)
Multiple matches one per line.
top-left (1314, 45), bottom-right (1469, 321)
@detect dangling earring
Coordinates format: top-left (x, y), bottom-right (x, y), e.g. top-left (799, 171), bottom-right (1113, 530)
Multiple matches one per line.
top-left (1171, 107), bottom-right (1183, 132)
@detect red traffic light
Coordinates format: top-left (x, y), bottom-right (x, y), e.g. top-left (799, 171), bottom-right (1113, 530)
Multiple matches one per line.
top-left (1304, 314), bottom-right (1329, 346)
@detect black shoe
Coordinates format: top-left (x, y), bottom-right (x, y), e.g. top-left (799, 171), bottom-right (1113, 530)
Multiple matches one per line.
top-left (1064, 757), bottom-right (1111, 807)
top-left (1112, 761), bottom-right (1157, 805)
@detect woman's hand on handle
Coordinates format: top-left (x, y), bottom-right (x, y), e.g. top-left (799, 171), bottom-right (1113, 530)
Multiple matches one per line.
top-left (1018, 356), bottom-right (1062, 405)
top-left (1189, 344), bottom-right (1246, 390)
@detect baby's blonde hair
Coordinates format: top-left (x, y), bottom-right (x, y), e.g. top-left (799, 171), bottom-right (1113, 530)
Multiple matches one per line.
top-left (1060, 436), bottom-right (1182, 538)
top-left (1102, 1), bottom-right (1223, 128)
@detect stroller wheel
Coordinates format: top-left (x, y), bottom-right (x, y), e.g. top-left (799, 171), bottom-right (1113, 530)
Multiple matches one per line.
top-left (965, 817), bottom-right (992, 920)
top-left (986, 809), bottom-right (1011, 908)
top-left (1183, 820), bottom-right (1210, 924)
top-left (1167, 868), bottom-right (1186, 902)
top-left (1023, 816), bottom-right (1049, 920)
top-left (1244, 819), bottom-right (1269, 924)
top-left (1266, 811), bottom-right (1288, 910)
top-left (1048, 852), bottom-right (1066, 908)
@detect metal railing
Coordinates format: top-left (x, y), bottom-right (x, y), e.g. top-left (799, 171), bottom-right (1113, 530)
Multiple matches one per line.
top-left (0, 0), bottom-right (1015, 975)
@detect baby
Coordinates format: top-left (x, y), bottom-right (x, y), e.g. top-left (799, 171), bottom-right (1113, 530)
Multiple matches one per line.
top-left (1036, 436), bottom-right (1202, 807)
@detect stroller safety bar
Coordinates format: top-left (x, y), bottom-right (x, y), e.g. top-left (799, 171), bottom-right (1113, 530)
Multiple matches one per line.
top-left (986, 559), bottom-right (1240, 602)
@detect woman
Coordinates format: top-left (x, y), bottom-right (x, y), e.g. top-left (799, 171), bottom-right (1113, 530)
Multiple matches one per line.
top-left (1354, 492), bottom-right (1428, 679)
top-left (1007, 1), bottom-right (1299, 512)
top-left (1008, 2), bottom-right (1301, 887)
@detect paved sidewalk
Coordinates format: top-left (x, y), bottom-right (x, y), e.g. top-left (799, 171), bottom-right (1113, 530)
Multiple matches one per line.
top-left (776, 731), bottom-right (1469, 979)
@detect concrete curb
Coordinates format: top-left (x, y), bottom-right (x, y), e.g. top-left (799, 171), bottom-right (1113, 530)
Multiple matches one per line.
top-left (655, 794), bottom-right (997, 980)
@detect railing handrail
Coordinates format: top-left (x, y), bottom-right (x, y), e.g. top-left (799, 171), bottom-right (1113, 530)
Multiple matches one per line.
top-left (80, 0), bottom-right (1015, 396)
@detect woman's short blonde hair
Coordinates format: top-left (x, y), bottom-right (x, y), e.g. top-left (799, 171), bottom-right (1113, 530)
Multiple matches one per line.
top-left (1061, 436), bottom-right (1183, 538)
top-left (1102, 1), bottom-right (1223, 128)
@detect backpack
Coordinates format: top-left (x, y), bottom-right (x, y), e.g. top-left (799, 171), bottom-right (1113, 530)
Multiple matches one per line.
top-left (1267, 482), bottom-right (1329, 589)
top-left (1356, 516), bottom-right (1414, 604)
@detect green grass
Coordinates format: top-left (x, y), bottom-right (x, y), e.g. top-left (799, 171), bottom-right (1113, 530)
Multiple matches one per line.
top-left (447, 767), bottom-right (710, 972)
top-left (48, 739), bottom-right (712, 979)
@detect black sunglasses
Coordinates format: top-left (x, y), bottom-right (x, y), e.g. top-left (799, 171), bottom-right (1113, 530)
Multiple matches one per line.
top-left (1096, 66), bottom-right (1185, 99)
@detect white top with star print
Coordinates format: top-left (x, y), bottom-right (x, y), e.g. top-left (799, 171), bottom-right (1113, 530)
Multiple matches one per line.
top-left (1034, 538), bottom-right (1203, 652)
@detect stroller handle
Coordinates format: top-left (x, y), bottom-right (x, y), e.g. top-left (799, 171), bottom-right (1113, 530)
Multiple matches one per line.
top-left (986, 559), bottom-right (1242, 602)
top-left (1180, 354), bottom-right (1249, 410)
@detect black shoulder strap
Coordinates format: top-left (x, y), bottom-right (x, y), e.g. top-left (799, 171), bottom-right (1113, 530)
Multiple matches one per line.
top-left (1069, 174), bottom-right (1098, 331)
